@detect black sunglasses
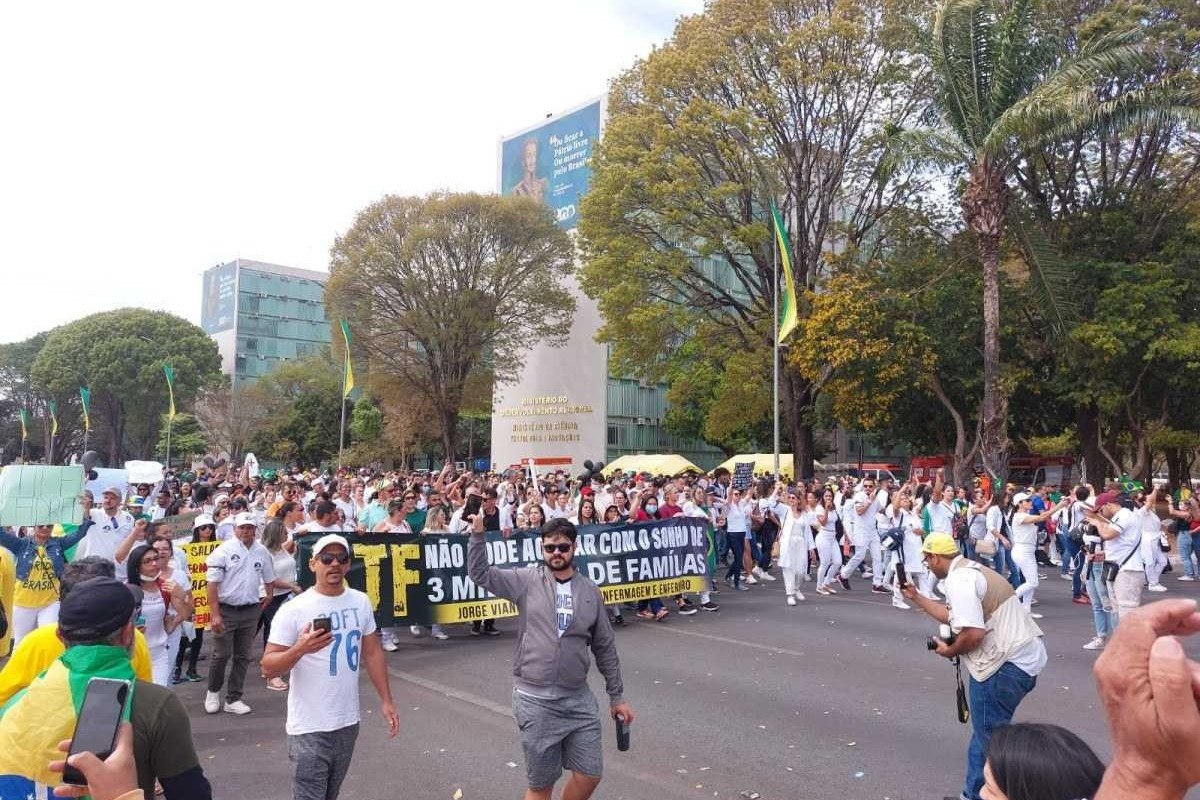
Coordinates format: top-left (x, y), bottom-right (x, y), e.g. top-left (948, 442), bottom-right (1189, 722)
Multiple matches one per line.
top-left (543, 543), bottom-right (572, 554)
top-left (316, 552), bottom-right (350, 565)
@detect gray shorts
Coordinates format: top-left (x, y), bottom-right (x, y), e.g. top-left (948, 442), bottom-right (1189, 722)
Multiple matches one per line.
top-left (512, 688), bottom-right (603, 789)
top-left (288, 723), bottom-right (359, 800)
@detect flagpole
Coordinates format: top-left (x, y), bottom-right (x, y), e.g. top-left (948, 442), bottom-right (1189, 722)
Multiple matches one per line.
top-left (772, 213), bottom-right (780, 481)
top-left (338, 382), bottom-right (347, 471)
top-left (166, 419), bottom-right (172, 471)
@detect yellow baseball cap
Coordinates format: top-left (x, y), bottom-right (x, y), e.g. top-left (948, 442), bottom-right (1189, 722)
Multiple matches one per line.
top-left (922, 532), bottom-right (959, 557)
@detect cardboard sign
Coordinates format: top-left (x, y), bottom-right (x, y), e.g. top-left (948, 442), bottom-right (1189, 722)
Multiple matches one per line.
top-left (161, 510), bottom-right (201, 539)
top-left (0, 465), bottom-right (85, 526)
top-left (179, 540), bottom-right (220, 630)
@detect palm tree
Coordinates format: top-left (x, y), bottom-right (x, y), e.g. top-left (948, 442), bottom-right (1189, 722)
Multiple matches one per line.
top-left (886, 0), bottom-right (1198, 482)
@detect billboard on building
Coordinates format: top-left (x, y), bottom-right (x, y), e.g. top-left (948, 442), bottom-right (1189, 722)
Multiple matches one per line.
top-left (492, 98), bottom-right (609, 472)
top-left (201, 262), bottom-right (238, 333)
top-left (499, 98), bottom-right (602, 230)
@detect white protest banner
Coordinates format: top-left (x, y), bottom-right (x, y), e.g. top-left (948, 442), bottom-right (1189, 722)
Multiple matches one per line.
top-left (125, 460), bottom-right (164, 485)
top-left (85, 467), bottom-right (128, 503)
top-left (244, 452), bottom-right (260, 478)
top-left (0, 465), bottom-right (85, 526)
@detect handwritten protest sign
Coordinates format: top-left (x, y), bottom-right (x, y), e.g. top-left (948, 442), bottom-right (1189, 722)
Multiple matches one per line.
top-left (297, 517), bottom-right (711, 627)
top-left (0, 465), bottom-right (85, 526)
top-left (732, 461), bottom-right (754, 490)
top-left (162, 510), bottom-right (200, 539)
top-left (179, 540), bottom-right (220, 630)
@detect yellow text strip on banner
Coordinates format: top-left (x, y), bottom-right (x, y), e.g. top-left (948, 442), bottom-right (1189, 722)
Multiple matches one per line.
top-left (179, 540), bottom-right (220, 630)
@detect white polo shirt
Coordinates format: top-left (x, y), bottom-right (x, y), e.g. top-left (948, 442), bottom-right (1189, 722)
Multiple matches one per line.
top-left (206, 537), bottom-right (276, 606)
top-left (81, 508), bottom-right (135, 563)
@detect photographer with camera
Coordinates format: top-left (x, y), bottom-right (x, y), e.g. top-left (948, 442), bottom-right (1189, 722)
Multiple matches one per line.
top-left (1084, 486), bottom-right (1158, 622)
top-left (901, 533), bottom-right (1046, 800)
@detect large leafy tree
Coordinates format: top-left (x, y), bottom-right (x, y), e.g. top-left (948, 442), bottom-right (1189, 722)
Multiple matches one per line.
top-left (30, 310), bottom-right (221, 464)
top-left (327, 192), bottom-right (575, 460)
top-left (245, 355), bottom-right (343, 466)
top-left (888, 0), bottom-right (1199, 482)
top-left (580, 0), bottom-right (930, 478)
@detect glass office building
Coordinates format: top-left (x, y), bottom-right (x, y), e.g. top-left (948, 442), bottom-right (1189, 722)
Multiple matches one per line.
top-left (200, 259), bottom-right (332, 386)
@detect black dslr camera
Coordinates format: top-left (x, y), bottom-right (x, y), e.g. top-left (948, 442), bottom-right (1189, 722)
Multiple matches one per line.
top-left (927, 623), bottom-right (957, 651)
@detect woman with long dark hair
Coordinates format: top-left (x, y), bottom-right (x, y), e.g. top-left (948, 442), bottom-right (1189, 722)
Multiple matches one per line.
top-left (126, 543), bottom-right (191, 686)
top-left (982, 723), bottom-right (1104, 800)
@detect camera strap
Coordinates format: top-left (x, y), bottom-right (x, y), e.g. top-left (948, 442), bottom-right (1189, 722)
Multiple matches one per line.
top-left (954, 657), bottom-right (970, 725)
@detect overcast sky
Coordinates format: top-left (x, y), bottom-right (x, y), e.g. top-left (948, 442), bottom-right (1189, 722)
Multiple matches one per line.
top-left (0, 0), bottom-right (701, 344)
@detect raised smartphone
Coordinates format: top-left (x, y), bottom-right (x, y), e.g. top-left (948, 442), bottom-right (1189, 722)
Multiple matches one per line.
top-left (62, 678), bottom-right (130, 786)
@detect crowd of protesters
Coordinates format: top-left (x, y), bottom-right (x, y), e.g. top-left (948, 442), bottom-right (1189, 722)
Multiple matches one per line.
top-left (1, 456), bottom-right (1200, 800)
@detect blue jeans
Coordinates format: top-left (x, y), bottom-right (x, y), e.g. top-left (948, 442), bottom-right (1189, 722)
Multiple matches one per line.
top-left (991, 543), bottom-right (1008, 576)
top-left (725, 532), bottom-right (746, 586)
top-left (1085, 560), bottom-right (1115, 639)
top-left (1179, 531), bottom-right (1197, 578)
top-left (1004, 546), bottom-right (1022, 589)
top-left (716, 527), bottom-right (729, 564)
top-left (1059, 534), bottom-right (1084, 597)
top-left (965, 662), bottom-right (1038, 800)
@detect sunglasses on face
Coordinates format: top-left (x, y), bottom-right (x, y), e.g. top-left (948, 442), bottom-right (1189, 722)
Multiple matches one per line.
top-left (316, 552), bottom-right (350, 565)
top-left (543, 543), bottom-right (572, 554)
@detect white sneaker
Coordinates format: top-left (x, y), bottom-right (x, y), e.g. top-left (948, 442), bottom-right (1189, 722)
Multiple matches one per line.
top-left (760, 571), bottom-right (777, 582)
top-left (786, 596), bottom-right (797, 606)
top-left (793, 591), bottom-right (805, 602)
top-left (1082, 636), bottom-right (1106, 651)
top-left (1060, 573), bottom-right (1073, 580)
top-left (1148, 583), bottom-right (1168, 593)
top-left (223, 700), bottom-right (252, 715)
top-left (382, 635), bottom-right (398, 652)
top-left (409, 625), bottom-right (423, 637)
top-left (892, 599), bottom-right (911, 610)
top-left (204, 691), bottom-right (221, 714)
top-left (1179, 575), bottom-right (1195, 582)
top-left (432, 630), bottom-right (450, 641)
top-left (862, 570), bottom-right (874, 579)
top-left (745, 575), bottom-right (759, 585)
top-left (1031, 612), bottom-right (1044, 619)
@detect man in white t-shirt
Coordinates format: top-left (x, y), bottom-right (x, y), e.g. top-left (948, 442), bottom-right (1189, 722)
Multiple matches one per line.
top-left (1086, 487), bottom-right (1156, 620)
top-left (838, 479), bottom-right (888, 593)
top-left (262, 534), bottom-right (398, 800)
top-left (81, 486), bottom-right (135, 563)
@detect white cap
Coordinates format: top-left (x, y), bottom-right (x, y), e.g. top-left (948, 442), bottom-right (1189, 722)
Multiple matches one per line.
top-left (192, 514), bottom-right (216, 529)
top-left (102, 486), bottom-right (123, 499)
top-left (214, 493), bottom-right (230, 505)
top-left (233, 512), bottom-right (257, 528)
top-left (1013, 492), bottom-right (1032, 505)
top-left (313, 534), bottom-right (350, 556)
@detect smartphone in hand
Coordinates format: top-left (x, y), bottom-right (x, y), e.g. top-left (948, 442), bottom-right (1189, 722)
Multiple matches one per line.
top-left (62, 678), bottom-right (130, 786)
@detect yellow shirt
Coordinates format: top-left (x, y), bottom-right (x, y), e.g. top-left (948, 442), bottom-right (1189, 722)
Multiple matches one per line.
top-left (0, 624), bottom-right (153, 706)
top-left (13, 546), bottom-right (59, 609)
top-left (0, 547), bottom-right (14, 659)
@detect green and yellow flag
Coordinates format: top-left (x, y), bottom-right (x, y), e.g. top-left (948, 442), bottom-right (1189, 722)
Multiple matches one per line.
top-left (18, 409), bottom-right (28, 441)
top-left (163, 363), bottom-right (176, 421)
top-left (339, 320), bottom-right (354, 398)
top-left (48, 401), bottom-right (58, 437)
top-left (79, 387), bottom-right (91, 432)
top-left (770, 202), bottom-right (799, 344)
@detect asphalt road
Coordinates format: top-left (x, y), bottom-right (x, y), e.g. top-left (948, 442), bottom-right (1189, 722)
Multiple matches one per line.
top-left (180, 569), bottom-right (1200, 800)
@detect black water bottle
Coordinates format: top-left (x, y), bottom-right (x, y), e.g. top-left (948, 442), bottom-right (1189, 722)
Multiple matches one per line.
top-left (615, 713), bottom-right (630, 752)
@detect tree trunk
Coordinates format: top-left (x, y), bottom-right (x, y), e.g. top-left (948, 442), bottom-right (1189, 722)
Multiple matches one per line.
top-left (440, 407), bottom-right (458, 463)
top-left (781, 366), bottom-right (816, 479)
top-left (1077, 404), bottom-right (1104, 487)
top-left (1166, 447), bottom-right (1185, 491)
top-left (927, 373), bottom-right (975, 488)
top-left (962, 159), bottom-right (1012, 484)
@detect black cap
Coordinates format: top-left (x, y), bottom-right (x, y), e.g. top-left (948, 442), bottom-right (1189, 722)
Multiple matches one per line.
top-left (58, 577), bottom-right (135, 639)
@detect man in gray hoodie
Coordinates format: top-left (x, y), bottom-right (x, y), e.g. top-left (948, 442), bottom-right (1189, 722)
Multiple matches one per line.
top-left (468, 515), bottom-right (635, 800)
